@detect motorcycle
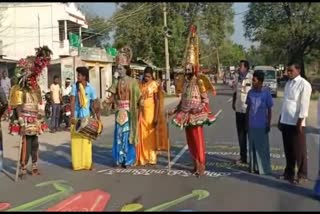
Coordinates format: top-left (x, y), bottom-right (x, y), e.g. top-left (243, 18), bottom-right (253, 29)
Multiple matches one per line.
top-left (60, 95), bottom-right (71, 128)
top-left (44, 92), bottom-right (52, 119)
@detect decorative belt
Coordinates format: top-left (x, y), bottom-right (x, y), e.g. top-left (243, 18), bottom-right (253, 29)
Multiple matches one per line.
top-left (118, 100), bottom-right (130, 110)
top-left (22, 110), bottom-right (38, 118)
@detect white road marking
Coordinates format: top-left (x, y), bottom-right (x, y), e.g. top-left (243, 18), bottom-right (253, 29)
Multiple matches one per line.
top-left (227, 98), bottom-right (233, 103)
top-left (215, 109), bottom-right (223, 118)
top-left (168, 145), bottom-right (188, 168)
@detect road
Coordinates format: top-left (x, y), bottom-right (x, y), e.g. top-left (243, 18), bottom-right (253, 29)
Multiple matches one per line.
top-left (0, 84), bottom-right (319, 211)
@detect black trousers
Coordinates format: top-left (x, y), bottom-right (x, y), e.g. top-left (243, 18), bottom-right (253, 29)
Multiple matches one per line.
top-left (281, 124), bottom-right (307, 179)
top-left (20, 135), bottom-right (39, 168)
top-left (236, 112), bottom-right (247, 163)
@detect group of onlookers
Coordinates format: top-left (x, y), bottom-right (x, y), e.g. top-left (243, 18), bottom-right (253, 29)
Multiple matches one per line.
top-left (232, 60), bottom-right (312, 184)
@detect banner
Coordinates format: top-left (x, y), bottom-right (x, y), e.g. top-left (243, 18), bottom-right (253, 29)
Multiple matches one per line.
top-left (69, 33), bottom-right (80, 48)
top-left (104, 47), bottom-right (118, 57)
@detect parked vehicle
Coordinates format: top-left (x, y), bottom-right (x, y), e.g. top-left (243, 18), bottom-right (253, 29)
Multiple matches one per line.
top-left (60, 95), bottom-right (71, 127)
top-left (44, 91), bottom-right (52, 119)
top-left (254, 66), bottom-right (278, 97)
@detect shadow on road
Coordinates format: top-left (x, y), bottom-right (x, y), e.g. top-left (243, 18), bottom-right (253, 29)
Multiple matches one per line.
top-left (203, 155), bottom-right (316, 200)
top-left (38, 142), bottom-right (117, 170)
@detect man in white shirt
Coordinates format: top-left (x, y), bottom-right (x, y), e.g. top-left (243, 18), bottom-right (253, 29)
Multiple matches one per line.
top-left (232, 60), bottom-right (253, 164)
top-left (279, 62), bottom-right (312, 184)
top-left (62, 78), bottom-right (72, 96)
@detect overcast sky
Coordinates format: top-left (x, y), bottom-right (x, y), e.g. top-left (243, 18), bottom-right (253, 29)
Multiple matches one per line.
top-left (80, 2), bottom-right (253, 49)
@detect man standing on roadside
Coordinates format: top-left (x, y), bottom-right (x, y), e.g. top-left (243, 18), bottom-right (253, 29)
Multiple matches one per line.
top-left (278, 62), bottom-right (312, 184)
top-left (50, 75), bottom-right (62, 133)
top-left (232, 60), bottom-right (253, 164)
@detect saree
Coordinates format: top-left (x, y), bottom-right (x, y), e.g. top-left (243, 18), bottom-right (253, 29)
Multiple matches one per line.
top-left (156, 85), bottom-right (169, 151)
top-left (136, 81), bottom-right (158, 165)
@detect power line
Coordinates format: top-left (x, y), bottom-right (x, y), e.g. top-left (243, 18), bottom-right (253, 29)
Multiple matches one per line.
top-left (81, 3), bottom-right (158, 43)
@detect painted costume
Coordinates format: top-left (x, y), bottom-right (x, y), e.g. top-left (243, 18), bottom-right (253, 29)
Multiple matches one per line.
top-left (172, 25), bottom-right (216, 175)
top-left (8, 46), bottom-right (53, 178)
top-left (109, 46), bottom-right (141, 167)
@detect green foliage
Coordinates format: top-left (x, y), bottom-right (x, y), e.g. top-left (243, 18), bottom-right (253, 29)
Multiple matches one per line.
top-left (112, 3), bottom-right (234, 68)
top-left (244, 3), bottom-right (320, 77)
top-left (219, 41), bottom-right (246, 66)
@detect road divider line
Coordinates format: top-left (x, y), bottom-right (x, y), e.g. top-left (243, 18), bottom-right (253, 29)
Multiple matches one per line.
top-left (227, 98), bottom-right (233, 103)
top-left (169, 109), bottom-right (223, 169)
top-left (215, 109), bottom-right (222, 118)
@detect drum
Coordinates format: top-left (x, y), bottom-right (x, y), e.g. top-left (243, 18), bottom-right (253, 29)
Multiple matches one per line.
top-left (75, 117), bottom-right (103, 140)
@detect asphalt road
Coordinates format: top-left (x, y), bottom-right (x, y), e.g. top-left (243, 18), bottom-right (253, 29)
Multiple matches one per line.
top-left (0, 84), bottom-right (320, 211)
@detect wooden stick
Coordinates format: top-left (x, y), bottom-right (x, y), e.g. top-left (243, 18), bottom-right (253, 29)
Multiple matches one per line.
top-left (166, 111), bottom-right (171, 171)
top-left (15, 137), bottom-right (23, 182)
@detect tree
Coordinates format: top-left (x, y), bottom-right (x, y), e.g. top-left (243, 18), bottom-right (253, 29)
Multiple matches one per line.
top-left (199, 3), bottom-right (234, 71)
top-left (111, 3), bottom-right (234, 69)
top-left (76, 3), bottom-right (112, 47)
top-left (219, 41), bottom-right (246, 66)
top-left (244, 3), bottom-right (320, 78)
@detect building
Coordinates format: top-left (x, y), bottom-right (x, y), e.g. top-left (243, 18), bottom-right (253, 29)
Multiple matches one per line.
top-left (0, 3), bottom-right (114, 100)
top-left (0, 2), bottom-right (88, 60)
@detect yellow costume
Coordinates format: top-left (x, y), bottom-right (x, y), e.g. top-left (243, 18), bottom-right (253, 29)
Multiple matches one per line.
top-left (71, 125), bottom-right (92, 170)
top-left (136, 80), bottom-right (159, 165)
top-left (156, 83), bottom-right (169, 152)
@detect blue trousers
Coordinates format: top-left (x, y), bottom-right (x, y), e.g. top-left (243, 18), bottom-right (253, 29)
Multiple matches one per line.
top-left (51, 104), bottom-right (61, 130)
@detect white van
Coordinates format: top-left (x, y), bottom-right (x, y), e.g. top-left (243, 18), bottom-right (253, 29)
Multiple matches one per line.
top-left (253, 66), bottom-right (278, 97)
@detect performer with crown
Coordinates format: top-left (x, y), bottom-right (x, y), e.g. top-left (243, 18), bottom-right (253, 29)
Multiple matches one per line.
top-left (108, 46), bottom-right (141, 168)
top-left (8, 46), bottom-right (52, 179)
top-left (169, 25), bottom-right (216, 176)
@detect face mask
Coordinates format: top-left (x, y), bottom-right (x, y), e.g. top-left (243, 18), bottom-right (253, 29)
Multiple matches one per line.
top-left (117, 66), bottom-right (126, 78)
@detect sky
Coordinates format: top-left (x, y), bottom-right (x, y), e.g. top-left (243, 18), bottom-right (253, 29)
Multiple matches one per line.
top-left (80, 2), bottom-right (253, 49)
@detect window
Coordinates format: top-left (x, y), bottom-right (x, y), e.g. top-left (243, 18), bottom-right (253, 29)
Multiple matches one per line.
top-left (256, 70), bottom-right (276, 80)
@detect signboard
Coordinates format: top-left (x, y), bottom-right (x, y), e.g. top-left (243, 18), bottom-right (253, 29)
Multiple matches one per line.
top-left (79, 47), bottom-right (113, 63)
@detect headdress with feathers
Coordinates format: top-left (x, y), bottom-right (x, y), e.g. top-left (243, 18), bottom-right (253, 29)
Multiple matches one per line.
top-left (15, 46), bottom-right (53, 89)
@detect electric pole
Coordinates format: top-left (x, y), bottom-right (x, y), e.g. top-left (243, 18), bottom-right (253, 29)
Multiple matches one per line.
top-left (163, 2), bottom-right (171, 95)
top-left (38, 14), bottom-right (40, 46)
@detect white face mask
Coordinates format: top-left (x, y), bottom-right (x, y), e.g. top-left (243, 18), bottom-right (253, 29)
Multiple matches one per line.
top-left (116, 65), bottom-right (126, 78)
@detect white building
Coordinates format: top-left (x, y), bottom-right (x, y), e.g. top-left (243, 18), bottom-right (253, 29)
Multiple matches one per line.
top-left (0, 2), bottom-right (113, 100)
top-left (0, 2), bottom-right (88, 59)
